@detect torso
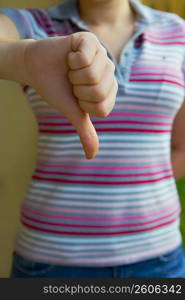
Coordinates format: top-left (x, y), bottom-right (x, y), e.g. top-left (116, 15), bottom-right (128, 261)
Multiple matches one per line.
top-left (14, 6), bottom-right (185, 267)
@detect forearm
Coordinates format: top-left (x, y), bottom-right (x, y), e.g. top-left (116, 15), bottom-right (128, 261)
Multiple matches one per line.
top-left (171, 149), bottom-right (185, 180)
top-left (0, 38), bottom-right (34, 84)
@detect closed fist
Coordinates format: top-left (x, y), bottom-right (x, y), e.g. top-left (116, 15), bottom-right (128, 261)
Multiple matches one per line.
top-left (24, 32), bottom-right (118, 159)
top-left (68, 32), bottom-right (117, 118)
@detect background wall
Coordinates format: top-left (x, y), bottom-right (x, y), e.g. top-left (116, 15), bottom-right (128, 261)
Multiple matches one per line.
top-left (143, 0), bottom-right (185, 18)
top-left (0, 0), bottom-right (184, 278)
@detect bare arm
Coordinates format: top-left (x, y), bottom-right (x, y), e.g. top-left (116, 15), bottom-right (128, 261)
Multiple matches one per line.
top-left (0, 13), bottom-right (117, 159)
top-left (0, 13), bottom-right (34, 83)
top-left (171, 100), bottom-right (185, 180)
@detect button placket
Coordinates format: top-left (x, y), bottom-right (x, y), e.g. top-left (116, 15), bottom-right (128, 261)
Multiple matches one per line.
top-left (117, 42), bottom-right (134, 89)
top-left (116, 25), bottom-right (146, 88)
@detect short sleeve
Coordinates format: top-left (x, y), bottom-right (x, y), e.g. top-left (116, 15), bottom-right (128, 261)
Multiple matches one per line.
top-left (179, 22), bottom-right (185, 86)
top-left (183, 54), bottom-right (185, 83)
top-left (0, 8), bottom-right (47, 39)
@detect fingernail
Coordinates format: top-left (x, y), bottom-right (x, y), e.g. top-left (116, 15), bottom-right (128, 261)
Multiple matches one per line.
top-left (85, 152), bottom-right (94, 160)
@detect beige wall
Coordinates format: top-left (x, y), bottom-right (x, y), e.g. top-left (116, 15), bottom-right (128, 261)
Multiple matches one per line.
top-left (0, 0), bottom-right (60, 279)
top-left (143, 0), bottom-right (185, 18)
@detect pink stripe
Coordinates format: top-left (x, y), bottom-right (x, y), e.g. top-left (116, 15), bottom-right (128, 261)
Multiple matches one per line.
top-left (36, 11), bottom-right (53, 22)
top-left (37, 12), bottom-right (54, 23)
top-left (28, 10), bottom-right (62, 35)
top-left (146, 34), bottom-right (185, 41)
top-left (31, 9), bottom-right (50, 22)
top-left (39, 120), bottom-right (171, 126)
top-left (32, 175), bottom-right (173, 185)
top-left (22, 205), bottom-right (178, 222)
top-left (40, 128), bottom-right (171, 134)
top-left (41, 23), bottom-right (54, 29)
top-left (35, 168), bottom-right (172, 178)
top-left (110, 112), bottom-right (173, 119)
top-left (28, 9), bottom-right (43, 27)
top-left (37, 162), bottom-right (170, 170)
top-left (148, 29), bottom-right (184, 36)
top-left (130, 78), bottom-right (185, 88)
top-left (22, 208), bottom-right (179, 228)
top-left (22, 218), bottom-right (177, 235)
top-left (47, 30), bottom-right (65, 35)
top-left (144, 38), bottom-right (185, 45)
top-left (28, 10), bottom-right (57, 33)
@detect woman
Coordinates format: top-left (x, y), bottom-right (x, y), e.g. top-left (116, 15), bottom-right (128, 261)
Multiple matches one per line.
top-left (0, 0), bottom-right (185, 278)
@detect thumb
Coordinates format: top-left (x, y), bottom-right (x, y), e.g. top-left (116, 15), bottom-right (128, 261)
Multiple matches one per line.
top-left (66, 106), bottom-right (99, 160)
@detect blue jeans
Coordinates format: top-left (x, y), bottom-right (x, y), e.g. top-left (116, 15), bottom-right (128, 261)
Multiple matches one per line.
top-left (10, 245), bottom-right (185, 278)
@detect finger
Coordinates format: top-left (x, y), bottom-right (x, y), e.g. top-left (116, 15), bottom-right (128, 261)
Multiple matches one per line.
top-left (78, 77), bottom-right (118, 118)
top-left (73, 59), bottom-right (115, 102)
top-left (68, 46), bottom-right (107, 85)
top-left (68, 32), bottom-right (99, 70)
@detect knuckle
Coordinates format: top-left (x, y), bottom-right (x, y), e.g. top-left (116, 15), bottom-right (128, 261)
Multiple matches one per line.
top-left (99, 45), bottom-right (107, 57)
top-left (113, 77), bottom-right (119, 95)
top-left (79, 100), bottom-right (86, 111)
top-left (79, 31), bottom-right (98, 42)
top-left (80, 52), bottom-right (91, 66)
top-left (87, 32), bottom-right (98, 40)
top-left (95, 102), bottom-right (110, 118)
top-left (86, 69), bottom-right (100, 84)
top-left (72, 32), bottom-right (82, 38)
top-left (110, 97), bottom-right (116, 111)
top-left (108, 59), bottom-right (116, 72)
top-left (73, 86), bottom-right (81, 98)
top-left (101, 46), bottom-right (107, 55)
top-left (93, 86), bottom-right (107, 102)
top-left (68, 70), bottom-right (75, 83)
top-left (114, 78), bottom-right (118, 91)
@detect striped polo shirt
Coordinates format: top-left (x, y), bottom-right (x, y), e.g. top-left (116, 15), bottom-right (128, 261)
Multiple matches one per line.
top-left (1, 0), bottom-right (185, 266)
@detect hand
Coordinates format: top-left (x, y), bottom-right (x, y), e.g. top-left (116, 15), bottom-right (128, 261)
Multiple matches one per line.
top-left (24, 32), bottom-right (118, 159)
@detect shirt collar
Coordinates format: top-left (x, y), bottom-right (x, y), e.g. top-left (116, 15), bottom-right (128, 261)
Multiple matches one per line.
top-left (48, 0), bottom-right (158, 28)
